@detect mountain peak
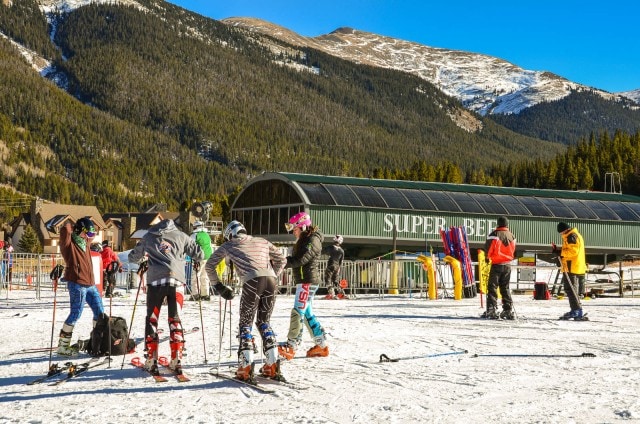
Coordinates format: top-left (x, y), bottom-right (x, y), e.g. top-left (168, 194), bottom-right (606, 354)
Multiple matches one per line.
top-left (226, 17), bottom-right (633, 115)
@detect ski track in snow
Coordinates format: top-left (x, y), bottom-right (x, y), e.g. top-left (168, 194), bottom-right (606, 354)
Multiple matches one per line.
top-left (1, 289), bottom-right (639, 423)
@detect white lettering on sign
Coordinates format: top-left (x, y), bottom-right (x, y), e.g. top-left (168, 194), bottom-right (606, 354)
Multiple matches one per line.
top-left (383, 213), bottom-right (498, 238)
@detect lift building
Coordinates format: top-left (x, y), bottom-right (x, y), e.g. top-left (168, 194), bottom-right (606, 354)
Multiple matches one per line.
top-left (229, 172), bottom-right (640, 264)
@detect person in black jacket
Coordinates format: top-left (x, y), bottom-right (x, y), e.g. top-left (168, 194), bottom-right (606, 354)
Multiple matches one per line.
top-left (278, 212), bottom-right (329, 360)
top-left (323, 235), bottom-right (345, 299)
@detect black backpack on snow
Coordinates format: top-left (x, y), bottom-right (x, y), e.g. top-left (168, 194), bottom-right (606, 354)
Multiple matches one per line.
top-left (85, 314), bottom-right (136, 357)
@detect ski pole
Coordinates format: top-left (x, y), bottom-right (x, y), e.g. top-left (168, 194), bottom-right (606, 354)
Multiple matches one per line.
top-left (217, 292), bottom-right (227, 370)
top-left (121, 263), bottom-right (145, 370)
top-left (194, 263), bottom-right (208, 364)
top-left (379, 349), bottom-right (468, 362)
top-left (48, 264), bottom-right (63, 369)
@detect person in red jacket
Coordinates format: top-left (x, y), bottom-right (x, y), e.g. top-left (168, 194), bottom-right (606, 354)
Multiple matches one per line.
top-left (100, 240), bottom-right (122, 297)
top-left (481, 216), bottom-right (517, 320)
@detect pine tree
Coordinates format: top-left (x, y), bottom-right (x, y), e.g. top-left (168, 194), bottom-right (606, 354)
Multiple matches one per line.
top-left (18, 224), bottom-right (42, 254)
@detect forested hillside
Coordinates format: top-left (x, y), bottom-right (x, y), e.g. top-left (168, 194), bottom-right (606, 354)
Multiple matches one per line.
top-left (492, 91), bottom-right (640, 144)
top-left (0, 0), bottom-right (638, 220)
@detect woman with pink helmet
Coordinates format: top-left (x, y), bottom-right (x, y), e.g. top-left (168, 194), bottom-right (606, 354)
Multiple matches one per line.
top-left (278, 211), bottom-right (329, 360)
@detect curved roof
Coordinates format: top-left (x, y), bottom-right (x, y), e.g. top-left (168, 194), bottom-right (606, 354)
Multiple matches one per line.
top-left (235, 172), bottom-right (640, 222)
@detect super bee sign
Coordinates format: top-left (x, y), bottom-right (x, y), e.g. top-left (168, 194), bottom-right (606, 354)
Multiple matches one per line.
top-left (383, 213), bottom-right (498, 239)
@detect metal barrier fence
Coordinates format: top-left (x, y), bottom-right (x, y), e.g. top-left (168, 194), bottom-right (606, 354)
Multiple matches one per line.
top-left (3, 253), bottom-right (639, 300)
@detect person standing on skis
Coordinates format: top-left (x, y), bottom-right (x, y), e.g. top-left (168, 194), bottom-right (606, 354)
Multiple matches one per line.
top-left (100, 240), bottom-right (122, 297)
top-left (205, 220), bottom-right (284, 381)
top-left (554, 222), bottom-right (587, 320)
top-left (128, 219), bottom-right (203, 375)
top-left (55, 218), bottom-right (105, 356)
top-left (189, 221), bottom-right (213, 301)
top-left (278, 211), bottom-right (329, 360)
top-left (481, 216), bottom-right (516, 320)
top-left (323, 235), bottom-right (345, 299)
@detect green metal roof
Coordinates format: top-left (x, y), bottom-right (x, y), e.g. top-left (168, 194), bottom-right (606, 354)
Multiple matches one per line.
top-left (277, 172), bottom-right (640, 203)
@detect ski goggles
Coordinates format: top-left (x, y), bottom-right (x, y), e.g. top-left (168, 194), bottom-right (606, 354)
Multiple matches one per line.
top-left (85, 230), bottom-right (96, 238)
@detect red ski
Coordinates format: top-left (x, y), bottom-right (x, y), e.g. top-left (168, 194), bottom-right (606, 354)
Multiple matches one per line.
top-left (131, 357), bottom-right (168, 382)
top-left (158, 356), bottom-right (190, 382)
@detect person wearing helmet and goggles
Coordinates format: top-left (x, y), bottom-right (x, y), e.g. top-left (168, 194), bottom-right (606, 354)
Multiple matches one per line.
top-left (56, 217), bottom-right (105, 356)
top-left (278, 211), bottom-right (329, 360)
top-left (322, 235), bottom-right (345, 299)
top-left (206, 220), bottom-right (286, 381)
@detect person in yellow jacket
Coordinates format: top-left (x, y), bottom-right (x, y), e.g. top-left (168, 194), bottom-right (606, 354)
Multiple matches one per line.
top-left (554, 222), bottom-right (587, 320)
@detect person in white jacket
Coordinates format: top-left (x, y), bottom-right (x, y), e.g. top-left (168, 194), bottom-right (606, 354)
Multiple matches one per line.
top-left (205, 220), bottom-right (285, 381)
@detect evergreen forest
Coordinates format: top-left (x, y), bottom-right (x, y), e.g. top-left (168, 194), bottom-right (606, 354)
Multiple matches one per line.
top-left (0, 0), bottom-right (639, 226)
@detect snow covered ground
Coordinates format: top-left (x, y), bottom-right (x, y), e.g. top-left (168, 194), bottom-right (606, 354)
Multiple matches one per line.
top-left (1, 286), bottom-right (639, 424)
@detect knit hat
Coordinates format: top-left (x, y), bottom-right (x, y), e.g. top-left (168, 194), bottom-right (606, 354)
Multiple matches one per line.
top-left (497, 216), bottom-right (509, 227)
top-left (557, 222), bottom-right (571, 233)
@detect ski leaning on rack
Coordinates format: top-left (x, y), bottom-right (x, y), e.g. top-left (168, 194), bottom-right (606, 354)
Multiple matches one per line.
top-left (158, 356), bottom-right (190, 382)
top-left (379, 349), bottom-right (468, 362)
top-left (51, 357), bottom-right (111, 386)
top-left (131, 357), bottom-right (168, 382)
top-left (27, 362), bottom-right (73, 385)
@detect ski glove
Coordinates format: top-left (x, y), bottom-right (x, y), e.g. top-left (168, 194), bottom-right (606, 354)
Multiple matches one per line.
top-left (214, 282), bottom-right (234, 300)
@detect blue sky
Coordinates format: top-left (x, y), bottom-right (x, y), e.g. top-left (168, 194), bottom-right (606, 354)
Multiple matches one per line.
top-left (168, 1), bottom-right (639, 93)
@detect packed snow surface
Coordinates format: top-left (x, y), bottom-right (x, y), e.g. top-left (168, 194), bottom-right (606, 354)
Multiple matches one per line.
top-left (1, 286), bottom-right (639, 423)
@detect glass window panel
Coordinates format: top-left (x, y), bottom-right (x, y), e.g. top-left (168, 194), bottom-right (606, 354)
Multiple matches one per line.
top-left (298, 183), bottom-right (335, 205)
top-left (491, 195), bottom-right (531, 216)
top-left (560, 199), bottom-right (599, 219)
top-left (583, 200), bottom-right (620, 220)
top-left (424, 191), bottom-right (460, 212)
top-left (538, 197), bottom-right (576, 218)
top-left (324, 185), bottom-right (361, 206)
top-left (518, 197), bottom-right (553, 216)
top-left (604, 201), bottom-right (638, 221)
top-left (398, 189), bottom-right (437, 210)
top-left (376, 187), bottom-right (412, 209)
top-left (350, 185), bottom-right (387, 208)
top-left (622, 202), bottom-right (640, 220)
top-left (447, 192), bottom-right (485, 213)
top-left (471, 193), bottom-right (508, 215)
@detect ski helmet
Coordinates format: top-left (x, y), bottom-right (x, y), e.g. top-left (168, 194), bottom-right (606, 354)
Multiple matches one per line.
top-left (74, 217), bottom-right (96, 237)
top-left (333, 235), bottom-right (344, 245)
top-left (102, 240), bottom-right (111, 248)
top-left (285, 211), bottom-right (311, 232)
top-left (223, 220), bottom-right (246, 241)
top-left (90, 242), bottom-right (102, 252)
top-left (192, 220), bottom-right (204, 230)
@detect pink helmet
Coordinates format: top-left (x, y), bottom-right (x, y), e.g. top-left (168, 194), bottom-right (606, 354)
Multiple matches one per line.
top-left (285, 211), bottom-right (311, 232)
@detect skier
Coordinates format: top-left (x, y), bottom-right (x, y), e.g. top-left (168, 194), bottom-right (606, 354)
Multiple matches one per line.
top-left (481, 216), bottom-right (516, 320)
top-left (205, 220), bottom-right (284, 381)
top-left (190, 221), bottom-right (213, 301)
top-left (55, 218), bottom-right (106, 356)
top-left (100, 240), bottom-right (122, 297)
top-left (554, 222), bottom-right (587, 320)
top-left (278, 212), bottom-right (329, 360)
top-left (323, 235), bottom-right (345, 299)
top-left (128, 219), bottom-right (203, 374)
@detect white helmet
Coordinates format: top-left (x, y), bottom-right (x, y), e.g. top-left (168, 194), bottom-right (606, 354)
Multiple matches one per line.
top-left (333, 235), bottom-right (344, 245)
top-left (192, 221), bottom-right (204, 230)
top-left (223, 220), bottom-right (246, 241)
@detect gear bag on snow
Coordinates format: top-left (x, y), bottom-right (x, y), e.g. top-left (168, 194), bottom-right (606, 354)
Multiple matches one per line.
top-left (84, 314), bottom-right (136, 356)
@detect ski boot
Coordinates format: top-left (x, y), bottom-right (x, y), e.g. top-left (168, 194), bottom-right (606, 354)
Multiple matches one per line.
top-left (306, 334), bottom-right (329, 358)
top-left (560, 309), bottom-right (587, 321)
top-left (235, 326), bottom-right (254, 381)
top-left (56, 324), bottom-right (78, 356)
top-left (481, 309), bottom-right (500, 319)
top-left (499, 309), bottom-right (515, 320)
top-left (169, 341), bottom-right (184, 374)
top-left (144, 336), bottom-right (159, 375)
top-left (324, 286), bottom-right (336, 300)
top-left (277, 342), bottom-right (296, 360)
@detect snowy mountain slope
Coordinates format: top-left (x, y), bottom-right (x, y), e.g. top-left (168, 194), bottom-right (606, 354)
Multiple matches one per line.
top-left (621, 89), bottom-right (640, 104)
top-left (224, 18), bottom-right (630, 116)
